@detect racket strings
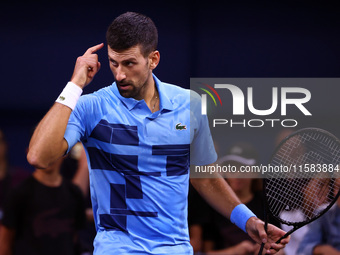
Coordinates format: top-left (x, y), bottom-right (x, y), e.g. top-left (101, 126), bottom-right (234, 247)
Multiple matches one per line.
top-left (267, 178), bottom-right (339, 223)
top-left (267, 179), bottom-right (306, 219)
top-left (302, 179), bottom-right (331, 219)
top-left (265, 130), bottom-right (340, 225)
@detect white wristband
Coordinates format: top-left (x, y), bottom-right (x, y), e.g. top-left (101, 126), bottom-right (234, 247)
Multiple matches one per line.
top-left (55, 82), bottom-right (83, 110)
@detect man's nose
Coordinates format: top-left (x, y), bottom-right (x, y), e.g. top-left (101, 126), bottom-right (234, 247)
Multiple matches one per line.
top-left (115, 67), bottom-right (126, 81)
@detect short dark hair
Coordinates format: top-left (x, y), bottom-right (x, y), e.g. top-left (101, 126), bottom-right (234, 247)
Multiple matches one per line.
top-left (106, 12), bottom-right (158, 57)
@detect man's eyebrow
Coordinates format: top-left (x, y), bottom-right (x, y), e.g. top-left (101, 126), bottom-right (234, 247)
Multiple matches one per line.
top-left (108, 56), bottom-right (137, 62)
top-left (122, 57), bottom-right (137, 62)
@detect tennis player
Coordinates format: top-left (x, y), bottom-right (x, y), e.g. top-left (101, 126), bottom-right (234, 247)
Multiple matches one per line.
top-left (27, 12), bottom-right (289, 254)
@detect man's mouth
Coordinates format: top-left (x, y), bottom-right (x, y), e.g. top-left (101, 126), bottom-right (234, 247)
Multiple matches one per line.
top-left (117, 83), bottom-right (131, 90)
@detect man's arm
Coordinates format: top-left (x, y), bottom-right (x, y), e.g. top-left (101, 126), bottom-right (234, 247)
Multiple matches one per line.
top-left (27, 104), bottom-right (72, 169)
top-left (313, 245), bottom-right (340, 255)
top-left (190, 177), bottom-right (240, 219)
top-left (190, 175), bottom-right (289, 254)
top-left (0, 226), bottom-right (15, 255)
top-left (27, 43), bottom-right (103, 169)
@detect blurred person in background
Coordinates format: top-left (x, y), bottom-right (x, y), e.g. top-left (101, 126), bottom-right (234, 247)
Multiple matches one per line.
top-left (296, 178), bottom-right (340, 255)
top-left (193, 143), bottom-right (280, 255)
top-left (0, 129), bottom-right (11, 227)
top-left (0, 148), bottom-right (86, 255)
top-left (0, 129), bottom-right (30, 227)
top-left (61, 143), bottom-right (96, 255)
top-left (274, 128), bottom-right (309, 255)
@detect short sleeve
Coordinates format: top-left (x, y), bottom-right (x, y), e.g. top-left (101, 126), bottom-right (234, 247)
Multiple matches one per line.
top-left (64, 92), bottom-right (109, 154)
top-left (190, 91), bottom-right (217, 166)
top-left (64, 97), bottom-right (87, 154)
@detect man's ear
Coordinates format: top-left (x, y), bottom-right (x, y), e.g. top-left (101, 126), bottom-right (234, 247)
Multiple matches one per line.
top-left (149, 50), bottom-right (160, 70)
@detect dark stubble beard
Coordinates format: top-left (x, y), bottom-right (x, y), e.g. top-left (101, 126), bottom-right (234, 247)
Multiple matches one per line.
top-left (116, 72), bottom-right (151, 99)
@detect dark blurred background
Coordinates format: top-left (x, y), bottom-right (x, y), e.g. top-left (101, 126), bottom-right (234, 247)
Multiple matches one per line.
top-left (1, 0), bottom-right (340, 170)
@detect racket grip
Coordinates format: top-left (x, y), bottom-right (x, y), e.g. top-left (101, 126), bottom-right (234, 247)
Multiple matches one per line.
top-left (275, 231), bottom-right (290, 244)
top-left (257, 218), bottom-right (268, 255)
top-left (258, 243), bottom-right (265, 255)
top-left (258, 231), bottom-right (289, 255)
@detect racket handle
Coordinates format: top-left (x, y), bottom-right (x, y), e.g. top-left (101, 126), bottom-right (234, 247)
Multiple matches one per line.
top-left (258, 243), bottom-right (265, 255)
top-left (258, 231), bottom-right (289, 255)
top-left (257, 217), bottom-right (268, 255)
top-left (275, 231), bottom-right (290, 244)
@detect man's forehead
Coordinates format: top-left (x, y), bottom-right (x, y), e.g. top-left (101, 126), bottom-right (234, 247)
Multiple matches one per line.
top-left (107, 45), bottom-right (143, 59)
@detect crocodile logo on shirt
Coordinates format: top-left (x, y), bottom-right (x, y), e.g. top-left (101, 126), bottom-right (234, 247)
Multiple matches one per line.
top-left (176, 123), bottom-right (187, 130)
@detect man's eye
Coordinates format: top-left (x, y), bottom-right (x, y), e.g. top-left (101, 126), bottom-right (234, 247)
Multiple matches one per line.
top-left (125, 62), bottom-right (135, 67)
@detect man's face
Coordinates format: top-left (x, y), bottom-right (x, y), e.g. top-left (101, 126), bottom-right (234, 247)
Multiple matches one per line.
top-left (108, 45), bottom-right (154, 100)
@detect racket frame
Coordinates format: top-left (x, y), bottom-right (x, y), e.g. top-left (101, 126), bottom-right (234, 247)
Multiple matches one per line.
top-left (262, 127), bottom-right (340, 243)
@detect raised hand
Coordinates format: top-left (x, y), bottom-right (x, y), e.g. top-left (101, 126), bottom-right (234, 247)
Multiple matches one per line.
top-left (71, 43), bottom-right (104, 89)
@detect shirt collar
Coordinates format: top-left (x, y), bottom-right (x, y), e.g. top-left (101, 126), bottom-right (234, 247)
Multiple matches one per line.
top-left (112, 85), bottom-right (139, 111)
top-left (153, 74), bottom-right (173, 111)
top-left (111, 74), bottom-right (174, 112)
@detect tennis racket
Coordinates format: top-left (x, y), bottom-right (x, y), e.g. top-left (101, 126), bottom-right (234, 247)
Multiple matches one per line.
top-left (258, 128), bottom-right (340, 255)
